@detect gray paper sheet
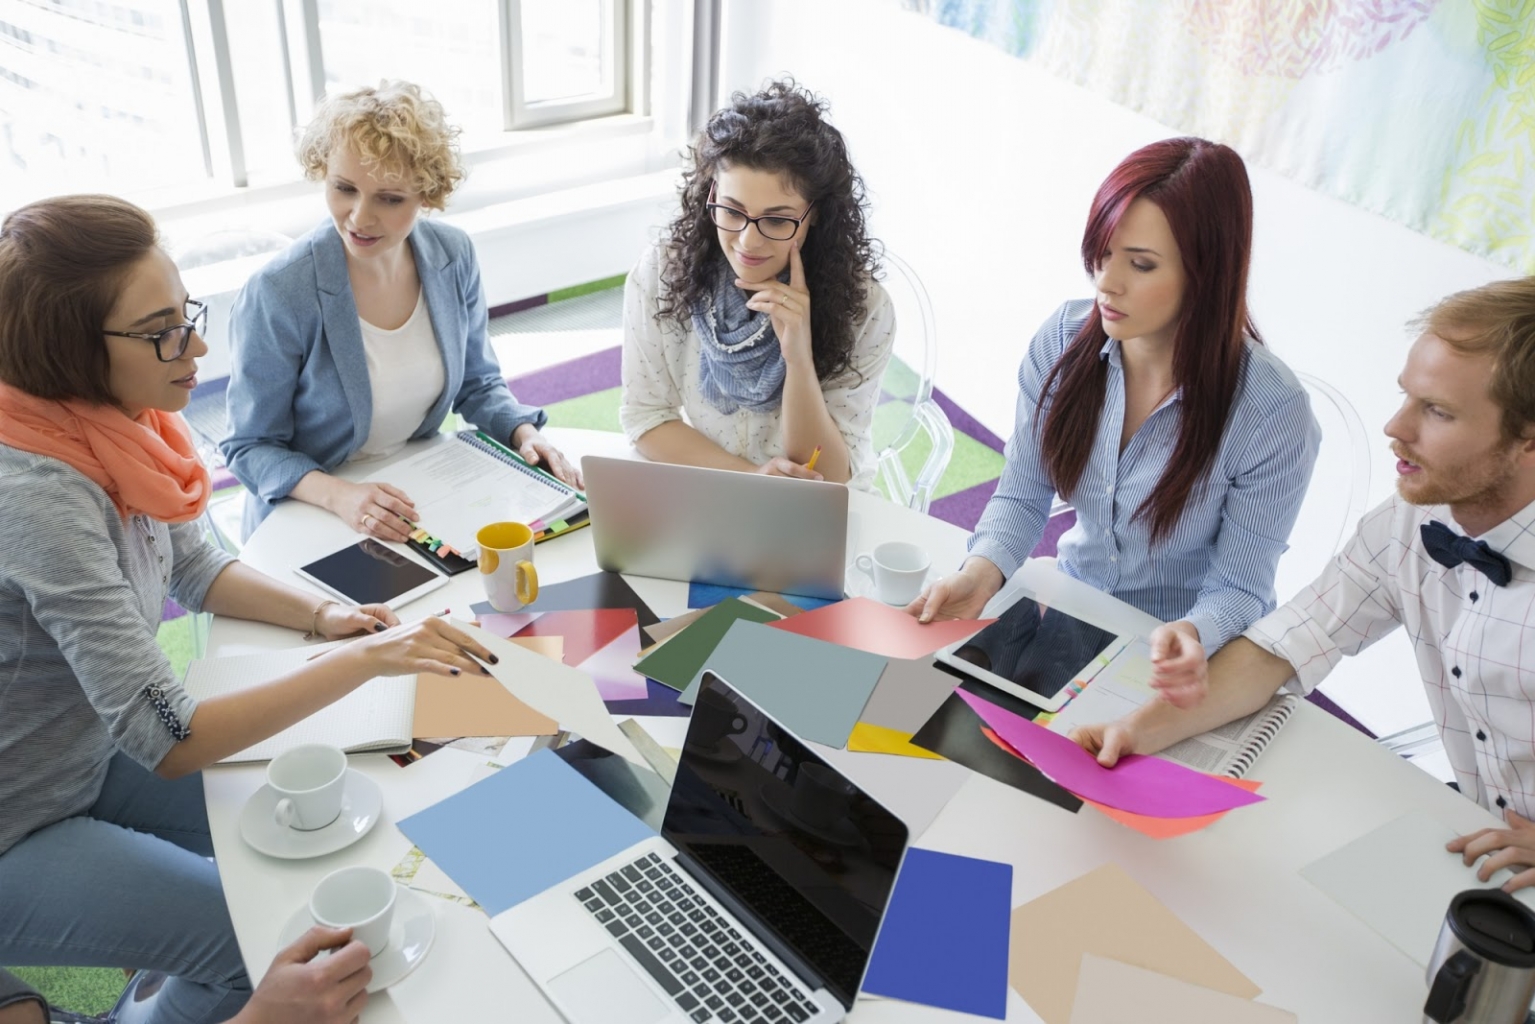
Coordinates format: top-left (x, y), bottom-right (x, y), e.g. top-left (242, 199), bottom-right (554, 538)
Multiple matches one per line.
top-left (677, 620), bottom-right (887, 748)
top-left (859, 657), bottom-right (962, 734)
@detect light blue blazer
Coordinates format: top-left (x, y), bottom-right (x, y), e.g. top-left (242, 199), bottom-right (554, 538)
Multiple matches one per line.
top-left (221, 218), bottom-right (546, 537)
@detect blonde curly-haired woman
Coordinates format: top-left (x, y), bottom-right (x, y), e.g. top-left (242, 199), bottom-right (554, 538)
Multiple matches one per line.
top-left (223, 81), bottom-right (579, 540)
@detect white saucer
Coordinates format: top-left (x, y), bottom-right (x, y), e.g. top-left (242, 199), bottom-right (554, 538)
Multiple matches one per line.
top-left (278, 886), bottom-right (435, 992)
top-left (843, 564), bottom-right (939, 606)
top-left (239, 769), bottom-right (382, 860)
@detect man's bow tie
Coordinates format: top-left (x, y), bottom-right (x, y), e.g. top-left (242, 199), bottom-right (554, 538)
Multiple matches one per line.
top-left (1420, 520), bottom-right (1513, 587)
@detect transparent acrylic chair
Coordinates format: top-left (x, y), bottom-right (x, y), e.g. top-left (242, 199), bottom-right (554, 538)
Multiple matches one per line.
top-left (870, 251), bottom-right (955, 513)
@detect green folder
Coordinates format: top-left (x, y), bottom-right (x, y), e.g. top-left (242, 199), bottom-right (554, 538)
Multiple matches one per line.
top-left (633, 598), bottom-right (780, 691)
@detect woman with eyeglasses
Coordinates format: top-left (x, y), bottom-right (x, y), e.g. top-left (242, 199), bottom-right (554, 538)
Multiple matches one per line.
top-left (222, 80), bottom-right (578, 541)
top-left (0, 194), bottom-right (499, 1023)
top-left (909, 138), bottom-right (1321, 707)
top-left (621, 79), bottom-right (894, 487)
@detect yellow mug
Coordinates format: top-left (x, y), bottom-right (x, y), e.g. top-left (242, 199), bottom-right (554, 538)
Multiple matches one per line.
top-left (476, 522), bottom-right (539, 612)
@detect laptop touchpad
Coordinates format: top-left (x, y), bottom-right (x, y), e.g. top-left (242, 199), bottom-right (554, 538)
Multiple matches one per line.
top-left (548, 948), bottom-right (670, 1024)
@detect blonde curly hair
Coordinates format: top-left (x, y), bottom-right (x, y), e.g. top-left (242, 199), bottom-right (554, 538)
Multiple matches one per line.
top-left (296, 81), bottom-right (465, 210)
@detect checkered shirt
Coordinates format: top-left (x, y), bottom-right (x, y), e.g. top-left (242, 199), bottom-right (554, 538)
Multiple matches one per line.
top-left (1245, 494), bottom-right (1535, 817)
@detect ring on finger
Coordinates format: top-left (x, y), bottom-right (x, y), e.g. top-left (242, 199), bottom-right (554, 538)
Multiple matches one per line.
top-left (362, 513), bottom-right (375, 529)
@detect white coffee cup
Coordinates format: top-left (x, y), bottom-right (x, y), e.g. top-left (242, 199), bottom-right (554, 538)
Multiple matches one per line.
top-left (267, 743), bottom-right (348, 831)
top-left (309, 865), bottom-right (397, 958)
top-left (854, 541), bottom-right (932, 606)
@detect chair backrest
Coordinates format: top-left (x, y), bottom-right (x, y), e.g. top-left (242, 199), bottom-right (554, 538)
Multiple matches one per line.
top-left (871, 250), bottom-right (954, 511)
top-left (1274, 371), bottom-right (1373, 598)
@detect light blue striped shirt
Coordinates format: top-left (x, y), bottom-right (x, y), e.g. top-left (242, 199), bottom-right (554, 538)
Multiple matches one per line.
top-left (969, 299), bottom-right (1321, 654)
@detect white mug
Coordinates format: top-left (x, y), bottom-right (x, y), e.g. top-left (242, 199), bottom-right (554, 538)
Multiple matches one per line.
top-left (477, 521), bottom-right (540, 613)
top-left (309, 865), bottom-right (398, 958)
top-left (267, 743), bottom-right (348, 831)
top-left (854, 541), bottom-right (932, 606)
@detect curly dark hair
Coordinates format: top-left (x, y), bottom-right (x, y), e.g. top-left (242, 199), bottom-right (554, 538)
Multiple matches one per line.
top-left (656, 79), bottom-right (880, 384)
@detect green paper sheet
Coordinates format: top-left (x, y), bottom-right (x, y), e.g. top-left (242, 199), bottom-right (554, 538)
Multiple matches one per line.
top-left (632, 597), bottom-right (779, 691)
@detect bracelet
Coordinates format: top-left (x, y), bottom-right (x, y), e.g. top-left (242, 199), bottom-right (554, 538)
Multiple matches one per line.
top-left (303, 599), bottom-right (338, 641)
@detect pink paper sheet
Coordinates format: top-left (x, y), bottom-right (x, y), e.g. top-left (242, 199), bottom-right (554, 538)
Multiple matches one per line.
top-left (768, 596), bottom-right (993, 660)
top-left (579, 624), bottom-right (651, 702)
top-left (955, 690), bottom-right (1265, 818)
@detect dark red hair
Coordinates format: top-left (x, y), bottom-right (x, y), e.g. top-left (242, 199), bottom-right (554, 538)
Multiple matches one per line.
top-left (1037, 137), bottom-right (1259, 542)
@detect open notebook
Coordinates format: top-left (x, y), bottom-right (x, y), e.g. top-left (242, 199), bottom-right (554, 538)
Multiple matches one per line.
top-left (364, 431), bottom-right (587, 560)
top-left (1044, 638), bottom-right (1299, 778)
top-left (180, 644), bottom-right (416, 764)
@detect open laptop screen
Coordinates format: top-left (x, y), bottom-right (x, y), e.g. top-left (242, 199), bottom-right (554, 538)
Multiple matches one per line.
top-left (662, 673), bottom-right (909, 1008)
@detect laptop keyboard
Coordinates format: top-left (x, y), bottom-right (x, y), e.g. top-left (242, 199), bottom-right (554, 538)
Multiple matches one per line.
top-left (575, 852), bottom-right (822, 1023)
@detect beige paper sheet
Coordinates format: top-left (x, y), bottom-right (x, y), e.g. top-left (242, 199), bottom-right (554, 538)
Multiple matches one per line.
top-left (1069, 955), bottom-right (1293, 1024)
top-left (412, 636), bottom-right (562, 739)
top-left (1010, 863), bottom-right (1259, 1024)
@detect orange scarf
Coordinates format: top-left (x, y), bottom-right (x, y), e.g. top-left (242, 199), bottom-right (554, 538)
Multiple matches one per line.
top-left (0, 382), bottom-right (210, 523)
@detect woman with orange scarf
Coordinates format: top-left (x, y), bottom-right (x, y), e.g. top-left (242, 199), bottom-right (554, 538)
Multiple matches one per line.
top-left (0, 195), bottom-right (495, 1024)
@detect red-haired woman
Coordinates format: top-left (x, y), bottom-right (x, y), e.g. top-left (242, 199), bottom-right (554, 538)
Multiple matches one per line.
top-left (909, 138), bottom-right (1320, 707)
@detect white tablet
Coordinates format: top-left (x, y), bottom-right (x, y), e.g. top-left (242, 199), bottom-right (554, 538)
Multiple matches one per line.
top-left (294, 539), bottom-right (449, 610)
top-left (932, 589), bottom-right (1133, 712)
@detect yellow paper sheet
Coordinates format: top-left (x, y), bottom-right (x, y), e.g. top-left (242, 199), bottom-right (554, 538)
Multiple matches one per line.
top-left (846, 722), bottom-right (944, 760)
top-left (1010, 863), bottom-right (1260, 1024)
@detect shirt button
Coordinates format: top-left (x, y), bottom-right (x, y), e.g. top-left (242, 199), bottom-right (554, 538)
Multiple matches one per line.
top-left (1498, 796), bottom-right (1508, 809)
top-left (1452, 666), bottom-right (1462, 678)
top-left (1470, 591), bottom-right (1479, 603)
top-left (1477, 730), bottom-right (1487, 741)
top-left (1110, 555), bottom-right (1118, 562)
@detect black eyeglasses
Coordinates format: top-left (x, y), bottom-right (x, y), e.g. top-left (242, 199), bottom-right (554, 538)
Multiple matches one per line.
top-left (706, 183), bottom-right (813, 241)
top-left (103, 299), bottom-right (207, 362)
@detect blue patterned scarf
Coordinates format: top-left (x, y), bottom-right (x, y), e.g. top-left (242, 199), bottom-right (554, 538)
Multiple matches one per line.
top-left (692, 259), bottom-right (788, 414)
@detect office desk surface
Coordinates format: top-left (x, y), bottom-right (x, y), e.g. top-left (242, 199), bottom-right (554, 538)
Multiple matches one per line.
top-left (204, 428), bottom-right (1485, 1022)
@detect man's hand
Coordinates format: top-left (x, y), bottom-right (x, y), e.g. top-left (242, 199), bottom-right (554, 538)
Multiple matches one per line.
top-left (1448, 808), bottom-right (1535, 892)
top-left (1148, 622), bottom-right (1208, 709)
top-left (232, 926), bottom-right (371, 1024)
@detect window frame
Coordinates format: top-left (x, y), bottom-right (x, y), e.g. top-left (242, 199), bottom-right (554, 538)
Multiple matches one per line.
top-left (499, 0), bottom-right (634, 130)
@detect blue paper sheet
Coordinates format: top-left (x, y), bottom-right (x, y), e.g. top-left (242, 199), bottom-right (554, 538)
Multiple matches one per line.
top-left (687, 581), bottom-right (838, 611)
top-left (398, 749), bottom-right (654, 916)
top-left (862, 847), bottom-right (1012, 1019)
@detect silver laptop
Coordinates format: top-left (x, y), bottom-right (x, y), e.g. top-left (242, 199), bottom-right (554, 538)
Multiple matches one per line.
top-left (492, 672), bottom-right (911, 1024)
top-left (582, 456), bottom-right (849, 601)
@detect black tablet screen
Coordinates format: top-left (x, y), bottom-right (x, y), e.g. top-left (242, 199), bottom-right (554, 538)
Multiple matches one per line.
top-left (299, 539), bottom-right (439, 606)
top-left (948, 597), bottom-right (1118, 701)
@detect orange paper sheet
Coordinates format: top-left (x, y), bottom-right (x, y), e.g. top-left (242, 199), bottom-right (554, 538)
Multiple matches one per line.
top-left (412, 636), bottom-right (561, 739)
top-left (768, 596), bottom-right (993, 660)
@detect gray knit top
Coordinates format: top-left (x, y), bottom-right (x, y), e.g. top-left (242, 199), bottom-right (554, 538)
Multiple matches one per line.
top-left (0, 444), bottom-right (235, 854)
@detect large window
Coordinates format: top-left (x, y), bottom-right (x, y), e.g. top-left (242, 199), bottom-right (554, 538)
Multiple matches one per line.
top-left (0, 0), bottom-right (641, 205)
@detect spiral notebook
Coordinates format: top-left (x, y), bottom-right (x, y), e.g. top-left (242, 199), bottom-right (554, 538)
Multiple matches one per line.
top-left (363, 431), bottom-right (587, 565)
top-left (1044, 638), bottom-right (1298, 778)
top-left (180, 644), bottom-right (416, 763)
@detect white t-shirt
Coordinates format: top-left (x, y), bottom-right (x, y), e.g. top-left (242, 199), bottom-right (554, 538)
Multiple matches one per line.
top-left (350, 290), bottom-right (447, 461)
top-left (619, 243), bottom-right (896, 490)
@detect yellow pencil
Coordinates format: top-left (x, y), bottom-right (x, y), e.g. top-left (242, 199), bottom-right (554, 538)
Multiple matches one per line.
top-left (805, 445), bottom-right (822, 473)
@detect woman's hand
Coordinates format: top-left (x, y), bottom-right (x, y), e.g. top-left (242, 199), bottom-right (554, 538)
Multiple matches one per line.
top-left (1070, 719), bottom-right (1144, 768)
top-left (905, 557), bottom-right (1004, 623)
top-left (737, 240), bottom-right (812, 369)
top-left (327, 480), bottom-right (417, 541)
top-left (512, 424), bottom-right (583, 489)
top-left (756, 456), bottom-right (822, 481)
top-left (1148, 621), bottom-right (1209, 709)
top-left (344, 617), bottom-right (499, 679)
top-left (231, 926), bottom-right (371, 1024)
top-left (314, 602), bottom-right (399, 640)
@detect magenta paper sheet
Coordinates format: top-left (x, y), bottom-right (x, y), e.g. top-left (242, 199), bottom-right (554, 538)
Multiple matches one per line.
top-left (954, 690), bottom-right (1265, 818)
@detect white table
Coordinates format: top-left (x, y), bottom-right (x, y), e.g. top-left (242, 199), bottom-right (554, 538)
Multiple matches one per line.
top-left (205, 428), bottom-right (1490, 1022)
